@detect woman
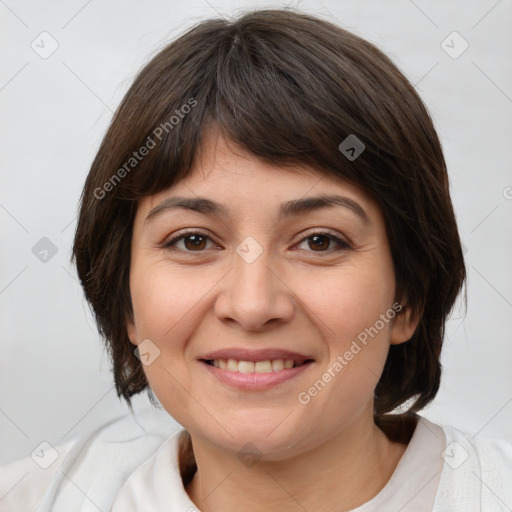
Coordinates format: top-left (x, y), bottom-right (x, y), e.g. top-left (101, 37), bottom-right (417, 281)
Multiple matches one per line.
top-left (2, 8), bottom-right (511, 511)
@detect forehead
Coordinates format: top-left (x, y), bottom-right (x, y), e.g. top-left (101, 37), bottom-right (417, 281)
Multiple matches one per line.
top-left (139, 132), bottom-right (377, 218)
top-left (183, 133), bottom-right (324, 190)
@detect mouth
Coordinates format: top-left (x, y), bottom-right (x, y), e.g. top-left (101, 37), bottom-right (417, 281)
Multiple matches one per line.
top-left (201, 358), bottom-right (314, 372)
top-left (198, 349), bottom-right (315, 390)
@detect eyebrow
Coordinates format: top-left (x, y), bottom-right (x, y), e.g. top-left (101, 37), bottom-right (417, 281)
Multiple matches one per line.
top-left (145, 194), bottom-right (370, 225)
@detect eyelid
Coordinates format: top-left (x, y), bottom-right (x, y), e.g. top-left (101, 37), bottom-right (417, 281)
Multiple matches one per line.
top-left (294, 229), bottom-right (352, 251)
top-left (162, 228), bottom-right (216, 248)
top-left (162, 227), bottom-right (352, 254)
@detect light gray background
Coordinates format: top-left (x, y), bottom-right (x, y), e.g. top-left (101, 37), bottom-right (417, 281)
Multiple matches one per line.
top-left (1, 0), bottom-right (511, 465)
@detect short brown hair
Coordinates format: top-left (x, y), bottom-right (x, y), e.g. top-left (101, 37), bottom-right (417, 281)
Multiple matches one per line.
top-left (72, 8), bottom-right (466, 417)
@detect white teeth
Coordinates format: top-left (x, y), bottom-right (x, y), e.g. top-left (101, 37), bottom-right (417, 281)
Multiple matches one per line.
top-left (255, 361), bottom-right (272, 373)
top-left (238, 361), bottom-right (255, 373)
top-left (271, 359), bottom-right (284, 371)
top-left (227, 359), bottom-right (238, 372)
top-left (211, 358), bottom-right (299, 373)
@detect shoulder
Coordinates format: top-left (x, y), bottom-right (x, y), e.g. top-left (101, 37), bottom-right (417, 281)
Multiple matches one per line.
top-left (0, 439), bottom-right (76, 512)
top-left (0, 407), bottom-right (181, 512)
top-left (429, 416), bottom-right (512, 511)
top-left (439, 419), bottom-right (512, 476)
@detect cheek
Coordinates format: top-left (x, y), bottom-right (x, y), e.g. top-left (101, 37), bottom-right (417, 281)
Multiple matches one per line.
top-left (130, 261), bottom-right (210, 342)
top-left (129, 261), bottom-right (226, 394)
top-left (291, 263), bottom-right (395, 408)
top-left (128, 263), bottom-right (210, 418)
top-left (296, 263), bottom-right (396, 345)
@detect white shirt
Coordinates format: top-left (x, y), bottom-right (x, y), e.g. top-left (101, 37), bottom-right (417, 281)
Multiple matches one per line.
top-left (1, 408), bottom-right (511, 511)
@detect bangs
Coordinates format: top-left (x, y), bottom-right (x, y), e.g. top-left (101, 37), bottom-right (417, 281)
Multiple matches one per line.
top-left (104, 11), bottom-right (423, 204)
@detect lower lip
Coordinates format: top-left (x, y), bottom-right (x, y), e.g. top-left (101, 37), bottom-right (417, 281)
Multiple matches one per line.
top-left (200, 361), bottom-right (313, 390)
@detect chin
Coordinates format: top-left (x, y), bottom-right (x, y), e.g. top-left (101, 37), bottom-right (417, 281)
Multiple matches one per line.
top-left (193, 416), bottom-right (316, 462)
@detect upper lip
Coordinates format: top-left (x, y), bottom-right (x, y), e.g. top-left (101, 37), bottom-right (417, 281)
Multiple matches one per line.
top-left (199, 348), bottom-right (314, 363)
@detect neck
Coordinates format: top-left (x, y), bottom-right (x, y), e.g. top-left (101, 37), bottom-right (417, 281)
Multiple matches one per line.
top-left (184, 411), bottom-right (415, 512)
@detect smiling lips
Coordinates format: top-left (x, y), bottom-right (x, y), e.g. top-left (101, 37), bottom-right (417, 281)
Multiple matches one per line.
top-left (209, 358), bottom-right (296, 373)
top-left (200, 348), bottom-right (314, 390)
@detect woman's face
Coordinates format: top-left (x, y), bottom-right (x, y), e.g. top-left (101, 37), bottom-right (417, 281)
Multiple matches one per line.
top-left (127, 133), bottom-right (416, 460)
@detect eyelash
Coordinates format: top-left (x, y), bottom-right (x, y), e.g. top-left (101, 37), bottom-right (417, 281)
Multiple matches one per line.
top-left (162, 229), bottom-right (351, 255)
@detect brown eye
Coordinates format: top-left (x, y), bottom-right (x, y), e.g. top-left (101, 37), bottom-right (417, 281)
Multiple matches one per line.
top-left (183, 234), bottom-right (207, 250)
top-left (308, 234), bottom-right (331, 251)
top-left (296, 231), bottom-right (351, 253)
top-left (164, 232), bottom-right (213, 252)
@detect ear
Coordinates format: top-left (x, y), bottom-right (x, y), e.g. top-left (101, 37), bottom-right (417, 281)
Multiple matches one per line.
top-left (390, 303), bottom-right (420, 345)
top-left (126, 318), bottom-right (139, 347)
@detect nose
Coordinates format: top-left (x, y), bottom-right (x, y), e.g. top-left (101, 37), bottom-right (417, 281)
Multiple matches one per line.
top-left (214, 242), bottom-right (295, 332)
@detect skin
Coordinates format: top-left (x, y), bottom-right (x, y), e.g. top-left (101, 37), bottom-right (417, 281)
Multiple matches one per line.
top-left (127, 131), bottom-right (419, 512)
